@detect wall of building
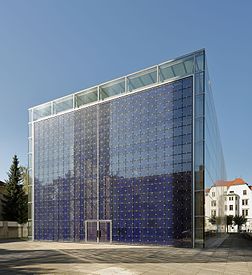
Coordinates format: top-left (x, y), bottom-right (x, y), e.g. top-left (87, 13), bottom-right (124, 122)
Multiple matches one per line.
top-left (228, 183), bottom-right (250, 232)
top-left (29, 50), bottom-right (226, 248)
top-left (0, 221), bottom-right (28, 239)
top-left (205, 180), bottom-right (252, 233)
top-left (204, 59), bottom-right (227, 246)
top-left (33, 77), bottom-right (194, 246)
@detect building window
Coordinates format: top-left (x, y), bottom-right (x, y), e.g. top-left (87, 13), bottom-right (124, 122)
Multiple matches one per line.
top-left (229, 197), bottom-right (233, 201)
top-left (235, 205), bottom-right (237, 211)
top-left (242, 199), bottom-right (248, 206)
top-left (230, 191), bottom-right (234, 193)
top-left (212, 192), bottom-right (215, 197)
top-left (229, 205), bottom-right (233, 211)
top-left (242, 209), bottom-right (248, 216)
top-left (211, 201), bottom-right (216, 207)
top-left (225, 205), bottom-right (227, 211)
top-left (211, 210), bottom-right (216, 216)
top-left (243, 190), bottom-right (247, 195)
top-left (235, 196), bottom-right (237, 200)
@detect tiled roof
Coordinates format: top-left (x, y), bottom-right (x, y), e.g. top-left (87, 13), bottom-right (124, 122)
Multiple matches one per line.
top-left (215, 178), bottom-right (247, 187)
top-left (206, 178), bottom-right (250, 192)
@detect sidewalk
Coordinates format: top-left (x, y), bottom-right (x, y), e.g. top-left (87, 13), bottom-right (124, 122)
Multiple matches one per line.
top-left (0, 234), bottom-right (252, 274)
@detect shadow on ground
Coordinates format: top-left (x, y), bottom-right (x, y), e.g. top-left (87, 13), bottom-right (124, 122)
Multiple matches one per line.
top-left (0, 233), bottom-right (252, 274)
top-left (0, 238), bottom-right (27, 243)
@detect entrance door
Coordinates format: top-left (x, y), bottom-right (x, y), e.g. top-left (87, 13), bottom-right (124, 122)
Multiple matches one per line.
top-left (85, 220), bottom-right (112, 243)
top-left (85, 220), bottom-right (97, 242)
top-left (99, 221), bottom-right (111, 242)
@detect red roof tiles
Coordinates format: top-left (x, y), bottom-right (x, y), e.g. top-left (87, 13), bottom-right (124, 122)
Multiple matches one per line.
top-left (215, 178), bottom-right (247, 187)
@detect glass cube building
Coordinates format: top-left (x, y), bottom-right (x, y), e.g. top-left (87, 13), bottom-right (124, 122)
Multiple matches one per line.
top-left (28, 49), bottom-right (226, 247)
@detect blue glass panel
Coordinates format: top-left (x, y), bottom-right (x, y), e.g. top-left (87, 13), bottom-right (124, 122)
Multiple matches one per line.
top-left (34, 77), bottom-right (193, 247)
top-left (98, 77), bottom-right (193, 246)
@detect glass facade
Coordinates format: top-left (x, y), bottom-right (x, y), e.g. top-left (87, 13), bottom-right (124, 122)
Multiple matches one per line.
top-left (28, 49), bottom-right (226, 247)
top-left (204, 61), bottom-right (227, 245)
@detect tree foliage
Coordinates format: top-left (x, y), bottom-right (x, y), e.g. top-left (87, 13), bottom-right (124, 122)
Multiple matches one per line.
top-left (209, 215), bottom-right (217, 225)
top-left (20, 166), bottom-right (29, 195)
top-left (226, 215), bottom-right (233, 233)
top-left (233, 215), bottom-right (247, 231)
top-left (1, 155), bottom-right (28, 224)
top-left (209, 216), bottom-right (222, 225)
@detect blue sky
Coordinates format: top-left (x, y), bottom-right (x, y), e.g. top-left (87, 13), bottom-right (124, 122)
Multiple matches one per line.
top-left (0, 0), bottom-right (251, 183)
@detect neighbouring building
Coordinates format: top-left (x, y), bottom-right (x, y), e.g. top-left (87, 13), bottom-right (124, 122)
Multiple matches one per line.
top-left (28, 49), bottom-right (226, 248)
top-left (205, 178), bottom-right (252, 232)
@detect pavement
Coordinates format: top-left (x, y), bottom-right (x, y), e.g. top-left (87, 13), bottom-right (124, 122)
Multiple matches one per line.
top-left (0, 234), bottom-right (252, 274)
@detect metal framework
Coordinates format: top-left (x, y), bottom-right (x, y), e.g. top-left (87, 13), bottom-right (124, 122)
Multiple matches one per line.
top-left (84, 220), bottom-right (112, 243)
top-left (28, 49), bottom-right (204, 122)
top-left (28, 49), bottom-right (206, 246)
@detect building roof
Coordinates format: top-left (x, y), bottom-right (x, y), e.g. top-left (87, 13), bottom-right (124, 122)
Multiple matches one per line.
top-left (29, 49), bottom-right (205, 122)
top-left (225, 178), bottom-right (246, 187)
top-left (206, 178), bottom-right (249, 192)
top-left (0, 180), bottom-right (5, 186)
top-left (215, 178), bottom-right (247, 188)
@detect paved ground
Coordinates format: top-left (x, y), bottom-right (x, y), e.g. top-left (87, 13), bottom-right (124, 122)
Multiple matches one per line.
top-left (0, 234), bottom-right (252, 274)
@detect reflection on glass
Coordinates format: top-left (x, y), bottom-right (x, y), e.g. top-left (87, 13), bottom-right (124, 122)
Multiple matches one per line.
top-left (75, 88), bottom-right (98, 107)
top-left (159, 57), bottom-right (194, 82)
top-left (195, 72), bottom-right (204, 94)
top-left (33, 77), bottom-right (194, 247)
top-left (195, 54), bottom-right (204, 72)
top-left (53, 95), bottom-right (73, 114)
top-left (30, 49), bottom-right (226, 248)
top-left (100, 78), bottom-right (125, 100)
top-left (33, 103), bottom-right (52, 121)
top-left (204, 61), bottom-right (226, 247)
top-left (128, 67), bottom-right (157, 92)
top-left (195, 95), bottom-right (204, 117)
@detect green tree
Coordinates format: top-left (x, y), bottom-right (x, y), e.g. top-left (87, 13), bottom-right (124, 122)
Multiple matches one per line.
top-left (233, 215), bottom-right (247, 232)
top-left (20, 166), bottom-right (29, 195)
top-left (209, 215), bottom-right (217, 225)
top-left (209, 216), bottom-right (222, 225)
top-left (1, 155), bottom-right (28, 224)
top-left (226, 215), bottom-right (233, 233)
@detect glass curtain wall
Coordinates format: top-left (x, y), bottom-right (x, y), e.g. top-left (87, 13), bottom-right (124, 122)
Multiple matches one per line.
top-left (194, 52), bottom-right (205, 247)
top-left (204, 61), bottom-right (227, 246)
top-left (29, 49), bottom-right (226, 247)
top-left (193, 51), bottom-right (227, 247)
top-left (33, 78), bottom-right (193, 246)
top-left (28, 111), bottom-right (33, 238)
top-left (99, 78), bottom-right (193, 245)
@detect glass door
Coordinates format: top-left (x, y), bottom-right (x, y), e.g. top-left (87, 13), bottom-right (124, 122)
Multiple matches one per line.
top-left (85, 220), bottom-right (97, 242)
top-left (99, 221), bottom-right (111, 243)
top-left (85, 220), bottom-right (112, 243)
